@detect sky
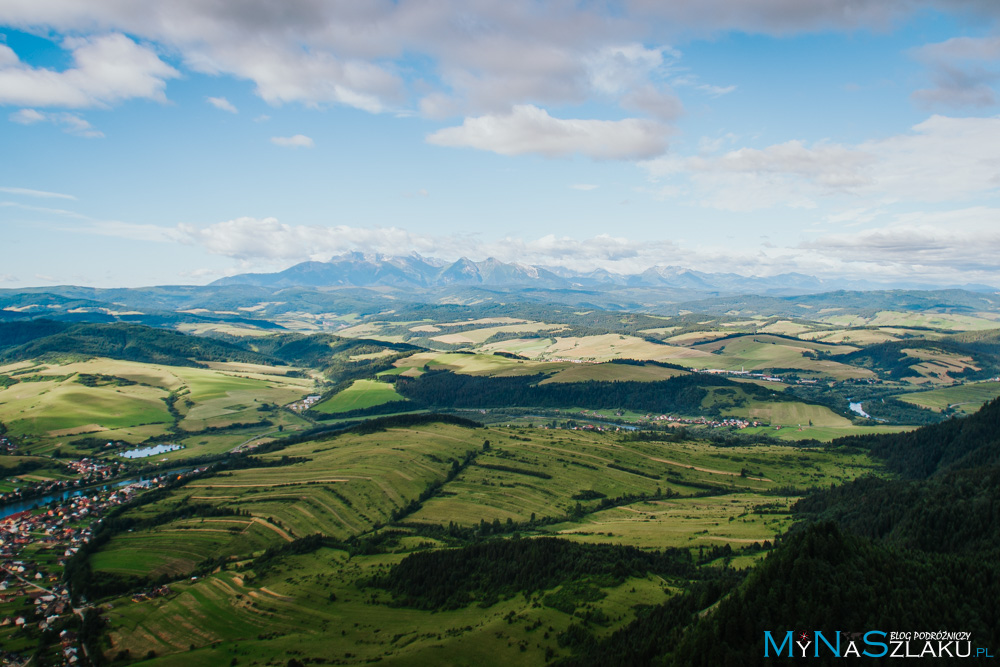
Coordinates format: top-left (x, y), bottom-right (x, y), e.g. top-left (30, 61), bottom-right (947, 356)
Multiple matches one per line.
top-left (2, 0), bottom-right (1000, 289)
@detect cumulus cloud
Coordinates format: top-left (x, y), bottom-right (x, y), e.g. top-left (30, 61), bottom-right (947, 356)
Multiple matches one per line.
top-left (271, 134), bottom-right (314, 148)
top-left (9, 108), bottom-right (103, 137)
top-left (206, 96), bottom-right (237, 113)
top-left (0, 33), bottom-right (178, 108)
top-left (427, 104), bottom-right (669, 160)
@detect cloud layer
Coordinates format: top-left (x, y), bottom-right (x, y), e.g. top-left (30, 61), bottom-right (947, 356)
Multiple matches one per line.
top-left (164, 211), bottom-right (1000, 287)
top-left (427, 105), bottom-right (670, 159)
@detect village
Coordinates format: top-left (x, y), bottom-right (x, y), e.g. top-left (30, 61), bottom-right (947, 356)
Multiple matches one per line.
top-left (0, 469), bottom-right (203, 666)
top-left (0, 457), bottom-right (126, 509)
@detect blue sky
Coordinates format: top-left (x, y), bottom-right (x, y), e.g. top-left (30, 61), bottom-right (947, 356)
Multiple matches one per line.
top-left (2, 1), bottom-right (1000, 288)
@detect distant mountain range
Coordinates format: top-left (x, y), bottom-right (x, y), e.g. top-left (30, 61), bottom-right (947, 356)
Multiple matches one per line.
top-left (210, 252), bottom-right (997, 295)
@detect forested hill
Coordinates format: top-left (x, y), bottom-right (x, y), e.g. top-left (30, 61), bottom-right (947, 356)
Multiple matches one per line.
top-left (831, 395), bottom-right (1000, 479)
top-left (569, 522), bottom-right (1000, 667)
top-left (557, 399), bottom-right (1000, 665)
top-left (0, 321), bottom-right (280, 368)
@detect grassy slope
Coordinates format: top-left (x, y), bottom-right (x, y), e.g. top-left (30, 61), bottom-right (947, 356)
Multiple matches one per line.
top-left (312, 379), bottom-right (407, 414)
top-left (93, 422), bottom-right (880, 664)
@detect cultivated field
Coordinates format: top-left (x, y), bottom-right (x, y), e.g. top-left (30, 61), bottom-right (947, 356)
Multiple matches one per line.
top-left (91, 420), bottom-right (881, 663)
top-left (895, 381), bottom-right (1000, 414)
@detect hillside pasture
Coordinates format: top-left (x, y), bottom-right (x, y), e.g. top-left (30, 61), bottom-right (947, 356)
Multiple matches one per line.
top-left (894, 381), bottom-right (1000, 414)
top-left (538, 362), bottom-right (688, 384)
top-left (312, 379), bottom-right (406, 414)
top-left (430, 322), bottom-right (563, 345)
top-left (480, 334), bottom-right (712, 364)
top-left (821, 310), bottom-right (1000, 331)
top-left (682, 335), bottom-right (870, 379)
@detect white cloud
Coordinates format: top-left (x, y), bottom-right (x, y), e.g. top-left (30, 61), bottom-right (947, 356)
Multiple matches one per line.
top-left (9, 108), bottom-right (103, 137)
top-left (801, 207), bottom-right (1000, 280)
top-left (271, 134), bottom-right (314, 148)
top-left (207, 96), bottom-right (237, 113)
top-left (0, 186), bottom-right (75, 199)
top-left (0, 201), bottom-right (89, 218)
top-left (641, 115), bottom-right (1000, 211)
top-left (0, 33), bottom-right (178, 108)
top-left (427, 104), bottom-right (669, 160)
top-left (570, 184), bottom-right (599, 191)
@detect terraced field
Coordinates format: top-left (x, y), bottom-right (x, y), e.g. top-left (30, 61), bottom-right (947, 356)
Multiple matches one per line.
top-left (87, 419), bottom-right (882, 664)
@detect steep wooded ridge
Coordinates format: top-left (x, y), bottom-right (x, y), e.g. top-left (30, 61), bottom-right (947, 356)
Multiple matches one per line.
top-left (556, 399), bottom-right (1000, 665)
top-left (0, 321), bottom-right (279, 367)
top-left (0, 321), bottom-right (423, 371)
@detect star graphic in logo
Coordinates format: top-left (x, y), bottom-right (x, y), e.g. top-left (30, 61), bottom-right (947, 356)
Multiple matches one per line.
top-left (800, 632), bottom-right (810, 641)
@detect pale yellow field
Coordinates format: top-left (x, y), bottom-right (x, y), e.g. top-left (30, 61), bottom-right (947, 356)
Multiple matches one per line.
top-left (822, 310), bottom-right (1000, 331)
top-left (799, 329), bottom-right (900, 344)
top-left (759, 320), bottom-right (815, 335)
top-left (479, 334), bottom-right (713, 363)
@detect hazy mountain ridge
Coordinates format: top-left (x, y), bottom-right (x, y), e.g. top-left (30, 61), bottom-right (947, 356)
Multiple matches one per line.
top-left (208, 252), bottom-right (888, 294)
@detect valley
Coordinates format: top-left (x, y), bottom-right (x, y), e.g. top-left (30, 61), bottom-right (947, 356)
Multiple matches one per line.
top-left (1, 277), bottom-right (999, 664)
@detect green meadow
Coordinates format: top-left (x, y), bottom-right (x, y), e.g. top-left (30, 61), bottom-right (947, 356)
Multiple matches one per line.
top-left (313, 379), bottom-right (407, 414)
top-left (895, 381), bottom-right (1000, 414)
top-left (0, 357), bottom-right (316, 454)
top-left (84, 419), bottom-right (883, 663)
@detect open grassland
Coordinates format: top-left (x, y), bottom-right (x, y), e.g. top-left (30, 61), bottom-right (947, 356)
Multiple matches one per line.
top-left (821, 310), bottom-right (1000, 331)
top-left (313, 379), bottom-right (407, 414)
top-left (758, 320), bottom-right (817, 336)
top-left (742, 400), bottom-right (852, 427)
top-left (384, 351), bottom-right (563, 378)
top-left (538, 363), bottom-right (687, 384)
top-left (546, 494), bottom-right (796, 549)
top-left (103, 548), bottom-right (670, 666)
top-left (171, 364), bottom-right (314, 432)
top-left (744, 424), bottom-right (914, 442)
top-left (799, 328), bottom-right (901, 345)
top-left (87, 420), bottom-right (883, 663)
top-left (663, 331), bottom-right (732, 344)
top-left (896, 347), bottom-right (980, 385)
top-left (680, 335), bottom-right (871, 380)
top-left (0, 357), bottom-right (316, 453)
top-left (894, 381), bottom-right (1000, 414)
top-left (480, 334), bottom-right (711, 364)
top-left (91, 519), bottom-right (278, 578)
top-left (430, 322), bottom-right (563, 345)
top-left (410, 430), bottom-right (877, 527)
top-left (0, 366), bottom-right (173, 441)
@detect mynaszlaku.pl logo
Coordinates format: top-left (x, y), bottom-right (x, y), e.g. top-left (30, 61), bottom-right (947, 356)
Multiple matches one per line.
top-left (764, 631), bottom-right (995, 658)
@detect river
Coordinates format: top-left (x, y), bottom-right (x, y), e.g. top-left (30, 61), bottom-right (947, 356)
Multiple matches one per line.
top-left (0, 467), bottom-right (194, 519)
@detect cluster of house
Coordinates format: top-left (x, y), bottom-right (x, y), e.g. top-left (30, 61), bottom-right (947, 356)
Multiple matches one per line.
top-left (0, 435), bottom-right (14, 454)
top-left (64, 458), bottom-right (117, 478)
top-left (287, 394), bottom-right (323, 412)
top-left (699, 368), bottom-right (819, 384)
top-left (0, 481), bottom-right (163, 663)
top-left (131, 585), bottom-right (171, 603)
top-left (643, 415), bottom-right (762, 429)
top-left (0, 458), bottom-right (127, 507)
